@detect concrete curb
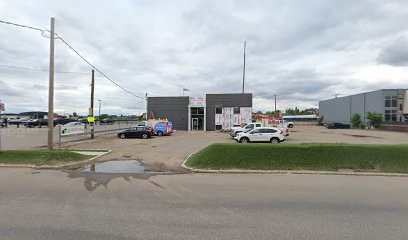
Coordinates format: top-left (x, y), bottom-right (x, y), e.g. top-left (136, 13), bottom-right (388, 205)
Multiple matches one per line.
top-left (181, 153), bottom-right (408, 177)
top-left (0, 150), bottom-right (112, 169)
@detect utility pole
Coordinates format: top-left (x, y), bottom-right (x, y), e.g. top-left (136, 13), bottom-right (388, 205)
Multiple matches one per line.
top-left (90, 69), bottom-right (95, 139)
top-left (274, 91), bottom-right (277, 114)
top-left (242, 40), bottom-right (246, 94)
top-left (145, 93), bottom-right (148, 120)
top-left (98, 100), bottom-right (101, 118)
top-left (47, 17), bottom-right (55, 150)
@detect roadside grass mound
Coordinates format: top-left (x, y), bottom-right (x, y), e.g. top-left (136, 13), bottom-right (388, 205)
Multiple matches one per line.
top-left (186, 143), bottom-right (408, 173)
top-left (0, 149), bottom-right (94, 166)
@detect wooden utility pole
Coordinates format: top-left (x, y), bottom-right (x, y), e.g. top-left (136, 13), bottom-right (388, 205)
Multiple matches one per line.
top-left (47, 17), bottom-right (55, 150)
top-left (242, 41), bottom-right (246, 94)
top-left (90, 69), bottom-right (95, 139)
top-left (274, 93), bottom-right (277, 114)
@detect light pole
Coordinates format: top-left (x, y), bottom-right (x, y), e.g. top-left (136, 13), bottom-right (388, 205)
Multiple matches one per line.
top-left (98, 100), bottom-right (101, 117)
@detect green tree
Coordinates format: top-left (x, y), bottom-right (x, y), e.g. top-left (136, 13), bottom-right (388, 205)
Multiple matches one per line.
top-left (366, 112), bottom-right (382, 128)
top-left (350, 113), bottom-right (362, 128)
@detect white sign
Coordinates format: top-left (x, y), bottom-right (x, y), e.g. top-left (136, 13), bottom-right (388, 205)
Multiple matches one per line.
top-left (61, 125), bottom-right (85, 136)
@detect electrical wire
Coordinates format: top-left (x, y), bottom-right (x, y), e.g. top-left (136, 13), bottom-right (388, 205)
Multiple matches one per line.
top-left (0, 63), bottom-right (89, 74)
top-left (0, 19), bottom-right (145, 100)
top-left (0, 19), bottom-right (44, 32)
top-left (55, 33), bottom-right (145, 100)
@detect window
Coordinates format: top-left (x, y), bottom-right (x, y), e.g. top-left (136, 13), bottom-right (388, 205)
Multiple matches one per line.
top-left (385, 96), bottom-right (391, 107)
top-left (261, 129), bottom-right (277, 133)
top-left (400, 104), bottom-right (403, 111)
top-left (384, 110), bottom-right (397, 122)
top-left (215, 125), bottom-right (222, 130)
top-left (233, 107), bottom-right (240, 114)
top-left (215, 107), bottom-right (222, 114)
top-left (251, 129), bottom-right (261, 134)
top-left (385, 96), bottom-right (397, 108)
top-left (392, 98), bottom-right (397, 108)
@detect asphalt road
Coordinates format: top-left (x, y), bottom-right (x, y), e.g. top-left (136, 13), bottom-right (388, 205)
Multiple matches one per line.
top-left (0, 168), bottom-right (407, 240)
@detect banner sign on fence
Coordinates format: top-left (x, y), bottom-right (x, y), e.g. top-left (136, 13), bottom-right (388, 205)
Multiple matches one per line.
top-left (61, 125), bottom-right (85, 136)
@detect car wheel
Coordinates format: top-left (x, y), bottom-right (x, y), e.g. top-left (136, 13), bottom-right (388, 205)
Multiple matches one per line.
top-left (119, 133), bottom-right (126, 139)
top-left (288, 124), bottom-right (293, 128)
top-left (270, 137), bottom-right (280, 144)
top-left (157, 131), bottom-right (163, 137)
top-left (240, 137), bottom-right (249, 144)
top-left (142, 133), bottom-right (148, 139)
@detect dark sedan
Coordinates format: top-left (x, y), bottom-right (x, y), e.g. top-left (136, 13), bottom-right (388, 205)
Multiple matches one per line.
top-left (326, 122), bottom-right (351, 129)
top-left (117, 127), bottom-right (152, 139)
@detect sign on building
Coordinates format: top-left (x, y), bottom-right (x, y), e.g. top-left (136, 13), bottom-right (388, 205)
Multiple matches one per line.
top-left (61, 125), bottom-right (85, 136)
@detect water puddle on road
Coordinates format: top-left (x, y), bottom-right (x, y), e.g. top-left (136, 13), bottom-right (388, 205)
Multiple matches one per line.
top-left (83, 160), bottom-right (150, 174)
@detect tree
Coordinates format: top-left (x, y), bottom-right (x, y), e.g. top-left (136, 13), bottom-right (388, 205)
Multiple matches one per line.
top-left (366, 112), bottom-right (382, 128)
top-left (350, 113), bottom-right (362, 128)
top-left (72, 112), bottom-right (78, 117)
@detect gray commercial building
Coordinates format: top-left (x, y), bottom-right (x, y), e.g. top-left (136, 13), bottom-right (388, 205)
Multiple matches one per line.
top-left (147, 93), bottom-right (252, 131)
top-left (319, 89), bottom-right (408, 124)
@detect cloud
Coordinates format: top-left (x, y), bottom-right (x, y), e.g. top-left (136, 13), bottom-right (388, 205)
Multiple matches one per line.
top-left (0, 0), bottom-right (408, 115)
top-left (377, 36), bottom-right (408, 66)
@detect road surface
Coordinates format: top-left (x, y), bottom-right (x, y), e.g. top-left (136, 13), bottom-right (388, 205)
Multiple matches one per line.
top-left (0, 168), bottom-right (407, 239)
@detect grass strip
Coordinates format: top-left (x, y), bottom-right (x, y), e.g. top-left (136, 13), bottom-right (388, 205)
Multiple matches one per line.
top-left (186, 143), bottom-right (408, 173)
top-left (0, 149), bottom-right (93, 166)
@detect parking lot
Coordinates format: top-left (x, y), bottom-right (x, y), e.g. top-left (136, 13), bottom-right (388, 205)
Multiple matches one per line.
top-left (63, 125), bottom-right (408, 171)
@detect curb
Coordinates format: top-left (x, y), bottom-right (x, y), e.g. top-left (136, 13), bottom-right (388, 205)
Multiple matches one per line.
top-left (0, 150), bottom-right (112, 169)
top-left (181, 153), bottom-right (408, 178)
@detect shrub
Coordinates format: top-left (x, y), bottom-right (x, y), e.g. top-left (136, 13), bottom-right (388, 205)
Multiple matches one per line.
top-left (360, 124), bottom-right (366, 129)
top-left (317, 115), bottom-right (324, 126)
top-left (350, 113), bottom-right (362, 128)
top-left (366, 112), bottom-right (382, 128)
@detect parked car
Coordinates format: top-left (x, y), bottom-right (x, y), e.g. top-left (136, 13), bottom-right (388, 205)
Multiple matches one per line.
top-left (325, 123), bottom-right (351, 129)
top-left (24, 118), bottom-right (48, 128)
top-left (234, 127), bottom-right (285, 143)
top-left (230, 123), bottom-right (262, 137)
top-left (285, 121), bottom-right (294, 128)
top-left (63, 121), bottom-right (85, 127)
top-left (117, 127), bottom-right (152, 139)
top-left (100, 118), bottom-right (115, 125)
top-left (54, 118), bottom-right (76, 126)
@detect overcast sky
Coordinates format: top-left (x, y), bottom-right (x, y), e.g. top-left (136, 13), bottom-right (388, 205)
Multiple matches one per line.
top-left (0, 0), bottom-right (408, 115)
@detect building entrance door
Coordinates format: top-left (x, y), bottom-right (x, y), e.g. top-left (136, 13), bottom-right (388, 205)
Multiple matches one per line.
top-left (192, 118), bottom-right (199, 131)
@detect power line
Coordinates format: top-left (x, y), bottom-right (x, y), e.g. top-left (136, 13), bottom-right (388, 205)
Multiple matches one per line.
top-left (0, 19), bottom-right (145, 100)
top-left (0, 63), bottom-right (89, 74)
top-left (0, 19), bottom-right (44, 32)
top-left (55, 33), bottom-right (145, 100)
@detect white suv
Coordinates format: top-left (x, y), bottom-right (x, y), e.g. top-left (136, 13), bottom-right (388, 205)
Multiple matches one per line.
top-left (234, 127), bottom-right (285, 144)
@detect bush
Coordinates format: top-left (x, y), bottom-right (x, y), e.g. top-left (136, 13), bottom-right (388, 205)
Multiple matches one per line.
top-left (360, 124), bottom-right (366, 129)
top-left (350, 113), bottom-right (362, 128)
top-left (366, 112), bottom-right (382, 128)
top-left (317, 115), bottom-right (324, 126)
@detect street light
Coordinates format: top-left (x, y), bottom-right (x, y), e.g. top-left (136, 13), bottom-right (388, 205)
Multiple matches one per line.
top-left (182, 88), bottom-right (190, 96)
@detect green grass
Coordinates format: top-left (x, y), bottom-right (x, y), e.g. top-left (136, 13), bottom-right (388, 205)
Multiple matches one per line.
top-left (186, 144), bottom-right (408, 173)
top-left (0, 149), bottom-right (93, 166)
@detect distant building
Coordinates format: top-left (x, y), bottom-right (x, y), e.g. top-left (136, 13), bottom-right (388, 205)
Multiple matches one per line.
top-left (147, 93), bottom-right (252, 131)
top-left (319, 89), bottom-right (408, 124)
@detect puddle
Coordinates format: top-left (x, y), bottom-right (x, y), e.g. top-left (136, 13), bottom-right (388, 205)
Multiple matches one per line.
top-left (83, 160), bottom-right (148, 174)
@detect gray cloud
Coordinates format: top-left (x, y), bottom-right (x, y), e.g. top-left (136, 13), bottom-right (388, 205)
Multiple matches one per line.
top-left (377, 36), bottom-right (408, 66)
top-left (0, 0), bottom-right (408, 115)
